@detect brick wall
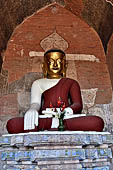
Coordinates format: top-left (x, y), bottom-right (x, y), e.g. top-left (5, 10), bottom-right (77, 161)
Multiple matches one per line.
top-left (107, 33), bottom-right (113, 90)
top-left (0, 3), bottom-right (112, 134)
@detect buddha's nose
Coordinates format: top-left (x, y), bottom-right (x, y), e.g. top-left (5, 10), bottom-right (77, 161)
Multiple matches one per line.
top-left (53, 62), bottom-right (58, 67)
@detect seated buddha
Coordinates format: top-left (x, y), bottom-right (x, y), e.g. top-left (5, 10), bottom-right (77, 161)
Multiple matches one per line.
top-left (7, 49), bottom-right (104, 133)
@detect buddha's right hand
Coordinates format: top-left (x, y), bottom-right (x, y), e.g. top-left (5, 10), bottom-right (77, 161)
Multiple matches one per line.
top-left (24, 109), bottom-right (39, 130)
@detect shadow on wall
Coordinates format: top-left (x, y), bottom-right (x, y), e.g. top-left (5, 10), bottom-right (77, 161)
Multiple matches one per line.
top-left (0, 72), bottom-right (43, 135)
top-left (0, 56), bottom-right (2, 72)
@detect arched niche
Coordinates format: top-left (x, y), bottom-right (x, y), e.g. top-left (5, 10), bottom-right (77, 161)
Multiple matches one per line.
top-left (0, 2), bottom-right (112, 134)
top-left (107, 33), bottom-right (113, 90)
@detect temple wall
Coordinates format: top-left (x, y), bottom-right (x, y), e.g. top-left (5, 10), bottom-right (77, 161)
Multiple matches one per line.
top-left (0, 2), bottom-right (112, 135)
top-left (107, 33), bottom-right (113, 90)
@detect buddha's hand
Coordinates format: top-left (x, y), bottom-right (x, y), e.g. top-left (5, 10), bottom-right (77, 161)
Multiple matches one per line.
top-left (24, 109), bottom-right (39, 130)
top-left (64, 107), bottom-right (73, 118)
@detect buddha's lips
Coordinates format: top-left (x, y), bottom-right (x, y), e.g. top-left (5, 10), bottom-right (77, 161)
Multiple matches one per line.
top-left (52, 67), bottom-right (59, 70)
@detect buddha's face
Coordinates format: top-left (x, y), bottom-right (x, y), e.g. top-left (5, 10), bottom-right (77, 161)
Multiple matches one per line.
top-left (43, 51), bottom-right (66, 78)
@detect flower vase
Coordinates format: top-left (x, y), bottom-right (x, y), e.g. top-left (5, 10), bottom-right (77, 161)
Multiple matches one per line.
top-left (58, 118), bottom-right (64, 131)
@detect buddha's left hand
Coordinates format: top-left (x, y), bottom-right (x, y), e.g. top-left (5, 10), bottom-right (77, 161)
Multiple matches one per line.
top-left (64, 107), bottom-right (73, 118)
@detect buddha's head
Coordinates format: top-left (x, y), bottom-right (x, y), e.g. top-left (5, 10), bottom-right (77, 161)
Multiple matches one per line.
top-left (42, 49), bottom-right (67, 79)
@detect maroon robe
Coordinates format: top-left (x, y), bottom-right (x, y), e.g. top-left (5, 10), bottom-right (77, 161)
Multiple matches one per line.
top-left (40, 78), bottom-right (83, 114)
top-left (6, 78), bottom-right (104, 133)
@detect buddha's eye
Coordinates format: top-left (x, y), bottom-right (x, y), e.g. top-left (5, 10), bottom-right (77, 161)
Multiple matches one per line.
top-left (48, 59), bottom-right (54, 64)
top-left (57, 59), bottom-right (62, 63)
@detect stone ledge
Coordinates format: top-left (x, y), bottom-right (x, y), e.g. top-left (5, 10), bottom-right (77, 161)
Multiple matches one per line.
top-left (1, 131), bottom-right (112, 147)
top-left (0, 131), bottom-right (113, 170)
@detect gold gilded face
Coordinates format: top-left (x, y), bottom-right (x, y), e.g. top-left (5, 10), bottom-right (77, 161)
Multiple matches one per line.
top-left (43, 51), bottom-right (66, 78)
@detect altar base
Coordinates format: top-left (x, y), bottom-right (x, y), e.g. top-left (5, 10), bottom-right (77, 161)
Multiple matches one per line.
top-left (0, 131), bottom-right (113, 170)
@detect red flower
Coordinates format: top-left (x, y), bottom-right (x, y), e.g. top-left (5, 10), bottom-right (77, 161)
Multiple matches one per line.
top-left (61, 102), bottom-right (66, 111)
top-left (57, 97), bottom-right (62, 107)
top-left (49, 102), bottom-right (53, 108)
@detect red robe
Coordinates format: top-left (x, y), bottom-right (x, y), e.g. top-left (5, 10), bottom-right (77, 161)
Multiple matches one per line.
top-left (40, 78), bottom-right (83, 114)
top-left (7, 78), bottom-right (104, 133)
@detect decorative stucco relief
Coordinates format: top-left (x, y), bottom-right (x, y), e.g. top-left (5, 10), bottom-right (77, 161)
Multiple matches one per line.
top-left (88, 103), bottom-right (113, 132)
top-left (66, 54), bottom-right (100, 62)
top-left (81, 88), bottom-right (98, 109)
top-left (29, 51), bottom-right (100, 63)
top-left (106, 0), bottom-right (113, 6)
top-left (40, 31), bottom-right (69, 51)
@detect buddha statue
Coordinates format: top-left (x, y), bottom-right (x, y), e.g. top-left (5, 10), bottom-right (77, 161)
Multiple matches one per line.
top-left (7, 49), bottom-right (104, 133)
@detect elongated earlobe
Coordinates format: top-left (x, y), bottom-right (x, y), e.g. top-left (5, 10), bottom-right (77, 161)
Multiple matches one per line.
top-left (62, 61), bottom-right (67, 77)
top-left (42, 63), bottom-right (47, 77)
